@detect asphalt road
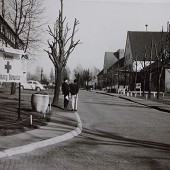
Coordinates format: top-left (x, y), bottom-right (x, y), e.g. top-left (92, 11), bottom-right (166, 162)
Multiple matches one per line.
top-left (0, 90), bottom-right (170, 170)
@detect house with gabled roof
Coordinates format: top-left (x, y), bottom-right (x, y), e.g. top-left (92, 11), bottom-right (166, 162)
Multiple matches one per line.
top-left (103, 50), bottom-right (125, 87)
top-left (103, 52), bottom-right (118, 74)
top-left (124, 31), bottom-right (170, 91)
top-left (97, 50), bottom-right (125, 89)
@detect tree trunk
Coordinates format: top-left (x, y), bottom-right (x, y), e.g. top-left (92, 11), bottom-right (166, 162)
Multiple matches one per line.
top-left (157, 68), bottom-right (163, 99)
top-left (142, 78), bottom-right (146, 97)
top-left (148, 72), bottom-right (152, 99)
top-left (52, 67), bottom-right (63, 106)
top-left (157, 74), bottom-right (161, 99)
top-left (10, 82), bottom-right (17, 95)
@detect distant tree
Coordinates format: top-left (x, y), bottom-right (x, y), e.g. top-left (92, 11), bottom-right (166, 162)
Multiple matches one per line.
top-left (45, 0), bottom-right (80, 106)
top-left (50, 68), bottom-right (55, 84)
top-left (41, 74), bottom-right (49, 85)
top-left (83, 69), bottom-right (92, 90)
top-left (73, 64), bottom-right (84, 87)
top-left (63, 66), bottom-right (71, 80)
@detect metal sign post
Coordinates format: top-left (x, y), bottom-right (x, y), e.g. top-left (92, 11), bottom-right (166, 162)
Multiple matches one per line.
top-left (18, 82), bottom-right (22, 121)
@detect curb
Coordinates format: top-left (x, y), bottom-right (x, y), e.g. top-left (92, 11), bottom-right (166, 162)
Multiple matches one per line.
top-left (96, 91), bottom-right (170, 114)
top-left (119, 95), bottom-right (170, 113)
top-left (0, 112), bottom-right (82, 159)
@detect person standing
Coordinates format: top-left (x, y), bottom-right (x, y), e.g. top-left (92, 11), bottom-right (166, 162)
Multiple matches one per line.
top-left (62, 78), bottom-right (69, 110)
top-left (69, 79), bottom-right (79, 111)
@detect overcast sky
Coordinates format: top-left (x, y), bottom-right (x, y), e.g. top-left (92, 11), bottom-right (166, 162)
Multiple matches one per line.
top-left (35, 0), bottom-right (170, 74)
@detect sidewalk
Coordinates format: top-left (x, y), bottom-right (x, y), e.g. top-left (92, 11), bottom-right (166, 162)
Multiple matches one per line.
top-left (0, 98), bottom-right (82, 159)
top-left (96, 90), bottom-right (170, 113)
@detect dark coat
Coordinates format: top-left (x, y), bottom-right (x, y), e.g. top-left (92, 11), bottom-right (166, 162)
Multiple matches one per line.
top-left (62, 82), bottom-right (69, 96)
top-left (69, 83), bottom-right (79, 95)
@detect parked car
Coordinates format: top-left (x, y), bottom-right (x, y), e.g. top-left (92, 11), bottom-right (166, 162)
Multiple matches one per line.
top-left (21, 80), bottom-right (44, 91)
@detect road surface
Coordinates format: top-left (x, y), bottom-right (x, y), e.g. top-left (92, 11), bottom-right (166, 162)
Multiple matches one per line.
top-left (0, 90), bottom-right (170, 170)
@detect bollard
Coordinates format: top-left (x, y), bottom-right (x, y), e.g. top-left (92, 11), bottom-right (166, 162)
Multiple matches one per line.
top-left (130, 92), bottom-right (133, 97)
top-left (49, 102), bottom-right (51, 111)
top-left (153, 92), bottom-right (156, 98)
top-left (146, 94), bottom-right (148, 100)
top-left (127, 92), bottom-right (129, 96)
top-left (163, 93), bottom-right (165, 98)
top-left (30, 115), bottom-right (32, 125)
top-left (135, 93), bottom-right (137, 98)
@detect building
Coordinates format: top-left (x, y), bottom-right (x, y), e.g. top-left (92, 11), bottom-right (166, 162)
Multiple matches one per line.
top-left (97, 69), bottom-right (103, 88)
top-left (97, 50), bottom-right (124, 89)
top-left (0, 15), bottom-right (27, 83)
top-left (124, 31), bottom-right (170, 91)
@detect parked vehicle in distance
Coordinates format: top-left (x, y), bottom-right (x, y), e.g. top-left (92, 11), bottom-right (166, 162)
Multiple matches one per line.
top-left (21, 80), bottom-right (44, 91)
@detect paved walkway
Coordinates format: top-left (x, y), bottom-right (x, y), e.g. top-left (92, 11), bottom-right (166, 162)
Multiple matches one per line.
top-left (96, 90), bottom-right (170, 113)
top-left (0, 104), bottom-right (82, 159)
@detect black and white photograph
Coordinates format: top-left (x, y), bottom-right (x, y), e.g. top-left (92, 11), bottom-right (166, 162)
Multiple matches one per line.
top-left (0, 0), bottom-right (170, 169)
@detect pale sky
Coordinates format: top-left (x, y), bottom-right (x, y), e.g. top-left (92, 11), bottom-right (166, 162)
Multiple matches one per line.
top-left (33, 0), bottom-right (170, 75)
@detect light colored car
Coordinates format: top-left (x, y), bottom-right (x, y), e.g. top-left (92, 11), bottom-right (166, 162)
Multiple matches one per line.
top-left (21, 80), bottom-right (44, 91)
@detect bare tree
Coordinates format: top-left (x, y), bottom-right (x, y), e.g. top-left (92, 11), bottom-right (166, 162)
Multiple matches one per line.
top-left (2, 0), bottom-right (45, 95)
top-left (6, 0), bottom-right (45, 51)
top-left (45, 0), bottom-right (80, 106)
top-left (63, 66), bottom-right (71, 80)
top-left (155, 29), bottom-right (170, 99)
top-left (50, 67), bottom-right (55, 84)
top-left (83, 69), bottom-right (92, 90)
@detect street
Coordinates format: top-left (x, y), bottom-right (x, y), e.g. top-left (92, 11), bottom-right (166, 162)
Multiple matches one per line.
top-left (0, 90), bottom-right (170, 170)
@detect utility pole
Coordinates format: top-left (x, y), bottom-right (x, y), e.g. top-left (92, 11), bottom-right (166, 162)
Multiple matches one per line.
top-left (41, 68), bottom-right (43, 84)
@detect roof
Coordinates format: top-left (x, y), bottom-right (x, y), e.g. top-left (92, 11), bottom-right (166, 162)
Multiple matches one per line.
top-left (128, 31), bottom-right (169, 61)
top-left (108, 57), bottom-right (125, 71)
top-left (103, 52), bottom-right (118, 74)
top-left (0, 46), bottom-right (26, 55)
top-left (0, 15), bottom-right (24, 49)
top-left (97, 69), bottom-right (103, 76)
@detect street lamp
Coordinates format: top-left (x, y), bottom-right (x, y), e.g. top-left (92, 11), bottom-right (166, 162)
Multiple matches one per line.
top-left (145, 24), bottom-right (148, 32)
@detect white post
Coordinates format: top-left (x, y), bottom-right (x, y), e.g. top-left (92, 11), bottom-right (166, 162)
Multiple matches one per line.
top-left (30, 115), bottom-right (32, 125)
top-left (123, 89), bottom-right (125, 95)
top-left (163, 93), bottom-right (165, 98)
top-left (140, 88), bottom-right (141, 96)
top-left (146, 94), bottom-right (148, 100)
top-left (153, 92), bottom-right (156, 98)
top-left (49, 102), bottom-right (51, 111)
top-left (135, 93), bottom-right (137, 97)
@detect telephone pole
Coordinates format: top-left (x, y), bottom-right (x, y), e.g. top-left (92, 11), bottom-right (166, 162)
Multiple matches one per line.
top-left (2, 0), bottom-right (5, 18)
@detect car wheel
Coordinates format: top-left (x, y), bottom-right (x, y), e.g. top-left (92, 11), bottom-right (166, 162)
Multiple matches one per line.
top-left (36, 87), bottom-right (41, 91)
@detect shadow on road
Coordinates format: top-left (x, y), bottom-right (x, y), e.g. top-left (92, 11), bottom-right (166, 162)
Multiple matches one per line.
top-left (77, 128), bottom-right (170, 152)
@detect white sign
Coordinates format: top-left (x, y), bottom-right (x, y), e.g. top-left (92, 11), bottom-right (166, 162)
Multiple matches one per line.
top-left (0, 50), bottom-right (22, 83)
top-left (136, 83), bottom-right (141, 89)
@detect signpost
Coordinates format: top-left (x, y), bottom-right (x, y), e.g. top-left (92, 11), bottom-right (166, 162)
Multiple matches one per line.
top-left (0, 49), bottom-right (22, 82)
top-left (0, 46), bottom-right (26, 120)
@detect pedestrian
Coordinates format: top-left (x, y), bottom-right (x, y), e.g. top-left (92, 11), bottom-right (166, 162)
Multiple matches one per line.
top-left (69, 79), bottom-right (79, 111)
top-left (62, 78), bottom-right (69, 110)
